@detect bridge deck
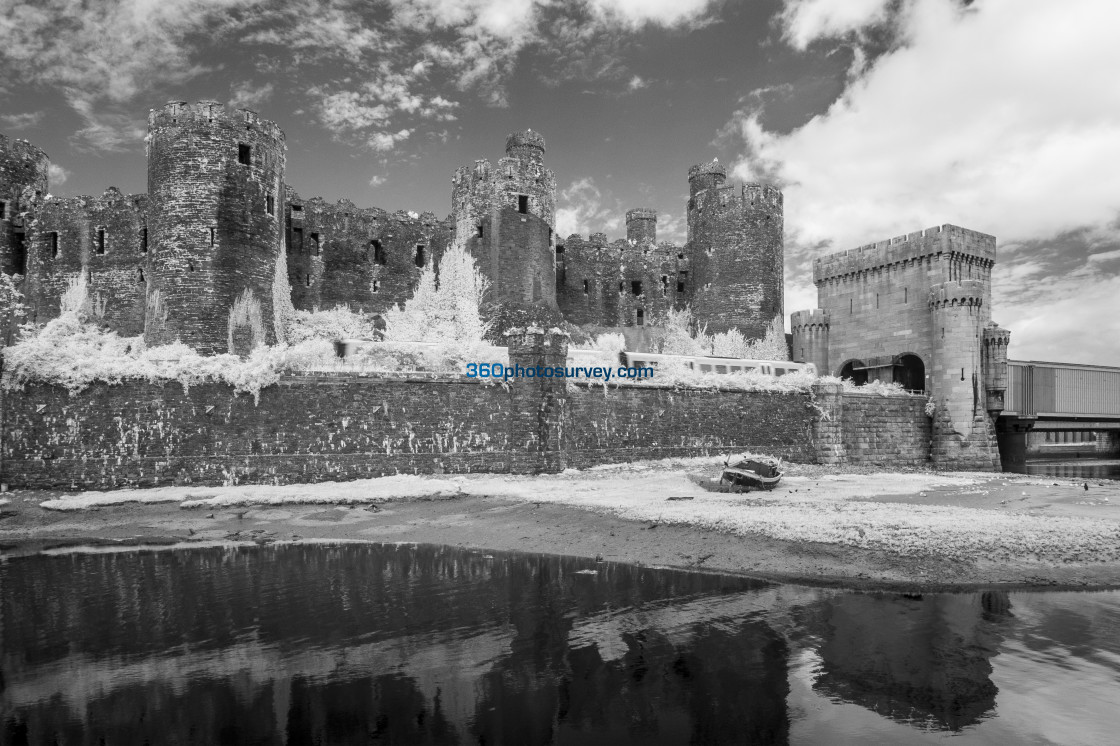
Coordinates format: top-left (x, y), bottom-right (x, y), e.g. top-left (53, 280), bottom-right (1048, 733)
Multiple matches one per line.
top-left (1005, 360), bottom-right (1120, 420)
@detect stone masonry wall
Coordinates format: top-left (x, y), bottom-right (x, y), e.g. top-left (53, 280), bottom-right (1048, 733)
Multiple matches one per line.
top-left (2, 374), bottom-right (514, 490)
top-left (841, 392), bottom-right (931, 465)
top-left (564, 384), bottom-right (818, 468)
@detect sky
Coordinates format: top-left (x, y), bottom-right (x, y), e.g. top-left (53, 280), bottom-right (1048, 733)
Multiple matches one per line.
top-left (1, 0), bottom-right (1118, 365)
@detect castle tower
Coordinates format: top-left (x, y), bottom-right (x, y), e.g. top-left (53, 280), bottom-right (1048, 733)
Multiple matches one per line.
top-left (791, 309), bottom-right (830, 374)
top-left (928, 280), bottom-right (1000, 470)
top-left (451, 129), bottom-right (557, 308)
top-left (686, 159), bottom-right (784, 341)
top-left (625, 208), bottom-right (657, 245)
top-left (982, 323), bottom-right (1011, 413)
top-left (0, 133), bottom-right (50, 277)
top-left (144, 101), bottom-right (288, 355)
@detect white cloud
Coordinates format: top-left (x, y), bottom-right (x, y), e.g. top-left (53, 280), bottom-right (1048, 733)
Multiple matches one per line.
top-left (735, 0), bottom-right (1120, 363)
top-left (626, 75), bottom-right (647, 91)
top-left (367, 129), bottom-right (412, 152)
top-left (778, 0), bottom-right (893, 50)
top-left (555, 177), bottom-right (623, 238)
top-left (1, 111), bottom-right (43, 129)
top-left (229, 81), bottom-right (274, 110)
top-left (369, 174), bottom-right (387, 187)
top-left (587, 0), bottom-right (717, 28)
top-left (47, 163), bottom-right (71, 186)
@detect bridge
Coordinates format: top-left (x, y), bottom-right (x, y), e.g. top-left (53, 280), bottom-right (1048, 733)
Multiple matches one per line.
top-left (997, 360), bottom-right (1120, 466)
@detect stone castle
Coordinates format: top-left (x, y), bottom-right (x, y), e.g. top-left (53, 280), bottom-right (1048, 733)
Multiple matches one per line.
top-left (0, 99), bottom-right (1010, 470)
top-left (0, 101), bottom-right (787, 354)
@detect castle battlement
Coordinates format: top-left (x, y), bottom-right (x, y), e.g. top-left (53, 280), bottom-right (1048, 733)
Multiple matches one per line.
top-left (148, 100), bottom-right (286, 145)
top-left (791, 309), bottom-right (830, 330)
top-left (814, 224), bottom-right (996, 284)
top-left (928, 279), bottom-right (985, 309)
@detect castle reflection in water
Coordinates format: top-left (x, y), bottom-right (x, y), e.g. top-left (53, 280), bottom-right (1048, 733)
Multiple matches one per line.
top-left (2, 544), bottom-right (1116, 744)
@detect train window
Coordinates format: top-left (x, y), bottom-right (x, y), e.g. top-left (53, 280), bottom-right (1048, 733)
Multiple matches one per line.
top-left (699, 364), bottom-right (713, 373)
top-left (730, 366), bottom-right (742, 373)
top-left (715, 365), bottom-right (728, 374)
top-left (774, 368), bottom-right (787, 376)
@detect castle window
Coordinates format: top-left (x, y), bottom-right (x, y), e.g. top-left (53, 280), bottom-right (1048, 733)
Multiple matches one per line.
top-left (291, 227), bottom-right (302, 253)
top-left (876, 293), bottom-right (879, 308)
top-left (631, 280), bottom-right (642, 296)
top-left (140, 227), bottom-right (148, 253)
top-left (661, 275), bottom-right (669, 296)
top-left (266, 194), bottom-right (275, 216)
top-left (238, 143), bottom-right (252, 165)
top-left (12, 233), bottom-right (26, 274)
top-left (518, 195), bottom-right (528, 214)
top-left (414, 244), bottom-right (426, 267)
top-left (291, 204), bottom-right (302, 217)
top-left (636, 308), bottom-right (644, 326)
top-left (372, 239), bottom-right (385, 265)
top-left (49, 231), bottom-right (59, 259)
top-left (372, 279), bottom-right (381, 293)
top-left (96, 227), bottom-right (106, 255)
top-left (677, 270), bottom-right (687, 293)
top-left (556, 244), bottom-right (564, 255)
top-left (583, 279), bottom-right (589, 295)
top-left (306, 274), bottom-right (311, 287)
top-left (311, 233), bottom-right (321, 256)
top-left (209, 227), bottom-right (216, 246)
top-left (477, 223), bottom-right (484, 238)
top-left (677, 253), bottom-right (684, 260)
top-left (850, 299), bottom-right (853, 315)
top-left (904, 287), bottom-right (908, 303)
top-left (0, 201), bottom-right (6, 219)
top-left (619, 281), bottom-right (624, 294)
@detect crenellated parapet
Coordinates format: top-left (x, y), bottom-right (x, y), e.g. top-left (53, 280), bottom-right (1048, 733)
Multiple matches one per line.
top-left (815, 224), bottom-right (995, 286)
top-left (791, 309), bottom-right (830, 372)
top-left (0, 132), bottom-right (50, 277)
top-left (927, 279), bottom-right (985, 310)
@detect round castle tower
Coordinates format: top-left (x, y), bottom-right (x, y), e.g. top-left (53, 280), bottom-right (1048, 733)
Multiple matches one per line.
top-left (0, 133), bottom-right (50, 277)
top-left (625, 208), bottom-right (657, 245)
top-left (686, 159), bottom-right (784, 341)
top-left (928, 280), bottom-right (1000, 470)
top-left (451, 129), bottom-right (557, 308)
top-left (144, 100), bottom-right (287, 355)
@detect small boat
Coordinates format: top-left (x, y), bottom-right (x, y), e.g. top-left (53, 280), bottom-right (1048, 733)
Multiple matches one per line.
top-left (689, 456), bottom-right (784, 493)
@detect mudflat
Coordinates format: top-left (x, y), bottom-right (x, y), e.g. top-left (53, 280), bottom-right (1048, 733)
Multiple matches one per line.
top-left (2, 460), bottom-right (1118, 590)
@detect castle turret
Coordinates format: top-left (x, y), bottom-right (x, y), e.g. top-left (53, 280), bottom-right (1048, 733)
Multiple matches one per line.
top-left (625, 208), bottom-right (657, 245)
top-left (686, 160), bottom-right (784, 342)
top-left (452, 129), bottom-right (557, 308)
top-left (928, 280), bottom-right (1000, 470)
top-left (791, 309), bottom-right (830, 374)
top-left (982, 323), bottom-right (1011, 414)
top-left (0, 133), bottom-right (49, 277)
top-left (144, 101), bottom-right (288, 355)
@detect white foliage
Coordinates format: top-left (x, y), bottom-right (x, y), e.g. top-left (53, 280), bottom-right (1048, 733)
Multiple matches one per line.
top-left (227, 289), bottom-right (265, 354)
top-left (288, 306), bottom-right (378, 344)
top-left (0, 272), bottom-right (27, 347)
top-left (382, 246), bottom-right (491, 353)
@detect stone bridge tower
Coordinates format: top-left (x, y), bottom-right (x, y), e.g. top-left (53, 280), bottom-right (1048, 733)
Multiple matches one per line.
top-left (686, 159), bottom-right (784, 341)
top-left (452, 129), bottom-right (557, 308)
top-left (928, 280), bottom-right (1001, 469)
top-left (144, 101), bottom-right (288, 355)
top-left (0, 133), bottom-right (49, 278)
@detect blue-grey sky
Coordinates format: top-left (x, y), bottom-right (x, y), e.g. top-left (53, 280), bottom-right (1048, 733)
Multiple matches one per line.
top-left (2, 0), bottom-right (1117, 365)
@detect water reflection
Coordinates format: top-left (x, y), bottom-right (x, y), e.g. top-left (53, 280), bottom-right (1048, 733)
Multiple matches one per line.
top-left (2, 544), bottom-right (1119, 745)
top-left (1004, 458), bottom-right (1120, 480)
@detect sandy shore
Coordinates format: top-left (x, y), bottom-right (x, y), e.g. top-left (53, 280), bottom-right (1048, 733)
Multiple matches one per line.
top-left (2, 458), bottom-right (1119, 590)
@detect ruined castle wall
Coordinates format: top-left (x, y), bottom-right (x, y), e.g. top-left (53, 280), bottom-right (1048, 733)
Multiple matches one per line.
top-left (557, 233), bottom-right (685, 328)
top-left (22, 189), bottom-right (148, 335)
top-left (285, 193), bottom-right (449, 315)
top-left (144, 101), bottom-right (286, 354)
top-left (814, 225), bottom-right (996, 378)
top-left (0, 134), bottom-right (49, 277)
top-left (687, 176), bottom-right (785, 341)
